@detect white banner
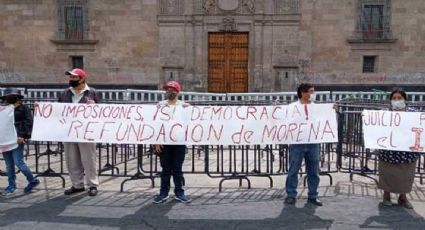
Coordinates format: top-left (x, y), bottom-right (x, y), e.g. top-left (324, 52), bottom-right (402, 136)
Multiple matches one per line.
top-left (362, 110), bottom-right (425, 152)
top-left (0, 105), bottom-right (18, 153)
top-left (32, 102), bottom-right (338, 145)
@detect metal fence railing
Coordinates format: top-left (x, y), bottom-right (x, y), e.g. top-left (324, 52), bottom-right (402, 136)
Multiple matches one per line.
top-left (2, 87), bottom-right (425, 103)
top-left (1, 90), bottom-right (425, 192)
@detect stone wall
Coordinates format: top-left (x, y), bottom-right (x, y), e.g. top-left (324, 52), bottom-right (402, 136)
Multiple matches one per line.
top-left (1, 0), bottom-right (425, 91)
top-left (0, 0), bottom-right (159, 87)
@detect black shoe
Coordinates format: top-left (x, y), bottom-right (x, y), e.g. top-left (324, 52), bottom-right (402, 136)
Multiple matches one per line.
top-left (307, 198), bottom-right (323, 206)
top-left (285, 197), bottom-right (296, 205)
top-left (64, 186), bottom-right (85, 195)
top-left (88, 187), bottom-right (98, 196)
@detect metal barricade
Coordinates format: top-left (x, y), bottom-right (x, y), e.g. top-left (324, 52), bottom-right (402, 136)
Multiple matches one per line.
top-left (2, 90), bottom-right (425, 193)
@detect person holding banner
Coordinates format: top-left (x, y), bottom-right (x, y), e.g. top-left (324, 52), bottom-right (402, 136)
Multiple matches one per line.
top-left (59, 68), bottom-right (100, 196)
top-left (284, 83), bottom-right (323, 206)
top-left (153, 81), bottom-right (192, 204)
top-left (0, 88), bottom-right (40, 195)
top-left (378, 89), bottom-right (420, 209)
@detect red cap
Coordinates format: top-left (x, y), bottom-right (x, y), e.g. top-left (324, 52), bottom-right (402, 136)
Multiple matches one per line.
top-left (65, 68), bottom-right (86, 79)
top-left (163, 81), bottom-right (181, 92)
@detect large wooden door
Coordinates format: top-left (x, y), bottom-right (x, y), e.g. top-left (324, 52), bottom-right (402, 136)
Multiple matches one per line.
top-left (208, 33), bottom-right (249, 93)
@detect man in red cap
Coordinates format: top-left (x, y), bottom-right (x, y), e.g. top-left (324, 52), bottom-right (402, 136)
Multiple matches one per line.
top-left (58, 68), bottom-right (100, 196)
top-left (153, 81), bottom-right (192, 204)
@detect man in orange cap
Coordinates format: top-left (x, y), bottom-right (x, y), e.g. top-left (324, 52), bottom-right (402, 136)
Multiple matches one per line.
top-left (58, 68), bottom-right (100, 196)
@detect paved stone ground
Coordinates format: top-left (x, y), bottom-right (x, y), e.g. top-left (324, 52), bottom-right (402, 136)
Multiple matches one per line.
top-left (1, 171), bottom-right (425, 230)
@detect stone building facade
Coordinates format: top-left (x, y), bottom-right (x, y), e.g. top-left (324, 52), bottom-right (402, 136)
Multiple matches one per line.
top-left (0, 0), bottom-right (425, 92)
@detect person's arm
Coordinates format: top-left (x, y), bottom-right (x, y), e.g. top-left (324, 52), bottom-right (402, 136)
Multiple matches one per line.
top-left (23, 105), bottom-right (34, 139)
top-left (86, 88), bottom-right (100, 104)
top-left (92, 88), bottom-right (100, 103)
top-left (17, 104), bottom-right (33, 141)
top-left (182, 101), bottom-right (190, 108)
top-left (58, 90), bottom-right (64, 103)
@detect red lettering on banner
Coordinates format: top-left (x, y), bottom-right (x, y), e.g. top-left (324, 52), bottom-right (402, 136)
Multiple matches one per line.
top-left (83, 121), bottom-right (98, 141)
top-left (127, 123), bottom-right (139, 141)
top-left (363, 111), bottom-right (370, 126)
top-left (101, 106), bottom-right (112, 119)
top-left (259, 106), bottom-right (269, 120)
top-left (364, 111), bottom-right (401, 127)
top-left (223, 107), bottom-right (233, 120)
top-left (244, 130), bottom-right (254, 144)
top-left (390, 131), bottom-right (396, 148)
top-left (236, 106), bottom-right (246, 120)
top-left (381, 111), bottom-right (387, 127)
top-left (68, 120), bottom-right (83, 138)
top-left (394, 112), bottom-right (401, 126)
top-left (296, 123), bottom-right (307, 142)
top-left (135, 106), bottom-right (144, 121)
top-left (247, 106), bottom-right (258, 120)
top-left (191, 106), bottom-right (201, 121)
top-left (201, 107), bottom-right (211, 121)
top-left (109, 106), bottom-right (120, 119)
top-left (170, 123), bottom-right (183, 142)
top-left (91, 105), bottom-right (99, 118)
top-left (156, 124), bottom-right (166, 142)
top-left (409, 127), bottom-right (424, 152)
top-left (376, 131), bottom-right (396, 149)
top-left (262, 125), bottom-right (277, 142)
top-left (377, 136), bottom-right (387, 148)
top-left (140, 124), bottom-right (155, 141)
top-left (231, 125), bottom-right (253, 144)
top-left (36, 103), bottom-right (52, 118)
top-left (153, 105), bottom-right (161, 120)
top-left (60, 104), bottom-right (66, 117)
top-left (272, 106), bottom-right (282, 120)
top-left (83, 105), bottom-right (93, 119)
top-left (75, 105), bottom-right (85, 118)
top-left (116, 123), bottom-right (128, 141)
top-left (286, 123), bottom-right (298, 141)
top-left (291, 105), bottom-right (302, 118)
top-left (126, 106), bottom-right (135, 120)
top-left (191, 124), bottom-right (204, 143)
top-left (212, 107), bottom-right (223, 120)
top-left (207, 124), bottom-right (223, 142)
top-left (321, 120), bottom-right (336, 140)
top-left (100, 122), bottom-right (115, 139)
top-left (309, 122), bottom-right (321, 142)
top-left (159, 106), bottom-right (172, 121)
top-left (277, 125), bottom-right (287, 142)
top-left (62, 104), bottom-right (76, 117)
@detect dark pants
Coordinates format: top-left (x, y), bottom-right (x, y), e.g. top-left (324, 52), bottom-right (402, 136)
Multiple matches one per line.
top-left (159, 145), bottom-right (186, 196)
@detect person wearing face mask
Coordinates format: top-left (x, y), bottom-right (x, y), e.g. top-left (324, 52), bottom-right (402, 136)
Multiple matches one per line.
top-left (58, 68), bottom-right (100, 196)
top-left (0, 88), bottom-right (40, 195)
top-left (284, 83), bottom-right (323, 206)
top-left (377, 88), bottom-right (420, 209)
top-left (153, 81), bottom-right (192, 204)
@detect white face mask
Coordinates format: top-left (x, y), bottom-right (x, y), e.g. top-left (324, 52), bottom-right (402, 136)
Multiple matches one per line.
top-left (391, 100), bottom-right (406, 110)
top-left (309, 93), bottom-right (316, 102)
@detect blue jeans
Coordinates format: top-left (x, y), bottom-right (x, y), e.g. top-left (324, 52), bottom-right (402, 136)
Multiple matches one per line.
top-left (159, 145), bottom-right (186, 196)
top-left (285, 144), bottom-right (320, 199)
top-left (3, 144), bottom-right (35, 188)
